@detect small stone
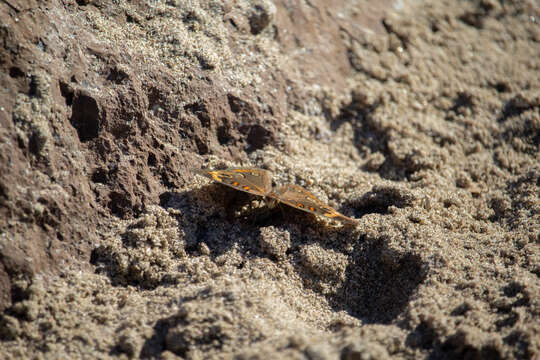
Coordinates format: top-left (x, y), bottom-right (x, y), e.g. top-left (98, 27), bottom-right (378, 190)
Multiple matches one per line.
top-left (258, 226), bottom-right (290, 260)
top-left (199, 242), bottom-right (211, 255)
top-left (249, 0), bottom-right (276, 35)
top-left (0, 315), bottom-right (21, 340)
top-left (115, 328), bottom-right (140, 358)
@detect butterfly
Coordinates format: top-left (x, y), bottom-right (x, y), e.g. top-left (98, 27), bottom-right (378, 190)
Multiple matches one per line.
top-left (194, 168), bottom-right (358, 224)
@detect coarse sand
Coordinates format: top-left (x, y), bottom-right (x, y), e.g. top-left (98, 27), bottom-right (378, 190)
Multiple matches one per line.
top-left (0, 0), bottom-right (538, 359)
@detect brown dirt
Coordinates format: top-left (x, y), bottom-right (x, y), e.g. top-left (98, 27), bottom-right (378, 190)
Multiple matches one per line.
top-left (0, 0), bottom-right (539, 359)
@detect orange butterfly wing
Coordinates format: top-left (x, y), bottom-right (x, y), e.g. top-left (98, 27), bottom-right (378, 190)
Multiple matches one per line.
top-left (270, 184), bottom-right (357, 224)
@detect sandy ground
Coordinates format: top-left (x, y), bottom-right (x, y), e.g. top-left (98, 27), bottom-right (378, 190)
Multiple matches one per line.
top-left (0, 0), bottom-right (539, 359)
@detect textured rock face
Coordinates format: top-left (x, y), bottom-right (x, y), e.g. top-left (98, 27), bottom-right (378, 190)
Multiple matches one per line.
top-left (0, 0), bottom-right (287, 309)
top-left (1, 0), bottom-right (539, 359)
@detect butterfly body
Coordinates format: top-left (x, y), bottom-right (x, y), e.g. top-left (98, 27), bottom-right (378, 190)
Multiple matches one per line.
top-left (195, 167), bottom-right (358, 225)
